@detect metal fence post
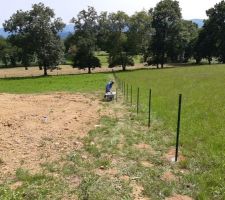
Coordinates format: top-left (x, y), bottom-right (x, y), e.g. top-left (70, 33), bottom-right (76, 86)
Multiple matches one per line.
top-left (126, 84), bottom-right (128, 102)
top-left (124, 82), bottom-right (126, 98)
top-left (116, 88), bottom-right (118, 102)
top-left (131, 85), bottom-right (133, 105)
top-left (137, 88), bottom-right (140, 114)
top-left (175, 94), bottom-right (182, 162)
top-left (148, 89), bottom-right (152, 128)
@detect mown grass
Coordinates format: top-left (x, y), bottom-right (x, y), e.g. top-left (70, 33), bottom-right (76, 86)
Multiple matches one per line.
top-left (95, 51), bottom-right (109, 67)
top-left (0, 73), bottom-right (110, 94)
top-left (116, 64), bottom-right (225, 199)
top-left (0, 64), bottom-right (224, 199)
top-left (0, 168), bottom-right (69, 199)
top-left (0, 102), bottom-right (193, 199)
top-left (95, 51), bottom-right (143, 67)
top-left (133, 55), bottom-right (142, 64)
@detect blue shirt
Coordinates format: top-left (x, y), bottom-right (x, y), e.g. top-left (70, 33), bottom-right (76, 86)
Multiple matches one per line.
top-left (106, 82), bottom-right (113, 92)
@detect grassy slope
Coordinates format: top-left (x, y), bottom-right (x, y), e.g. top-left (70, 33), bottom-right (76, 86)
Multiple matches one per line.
top-left (116, 65), bottom-right (225, 199)
top-left (96, 51), bottom-right (109, 67)
top-left (0, 97), bottom-right (197, 200)
top-left (95, 52), bottom-right (142, 67)
top-left (0, 73), bottom-right (110, 94)
top-left (0, 66), bottom-right (224, 199)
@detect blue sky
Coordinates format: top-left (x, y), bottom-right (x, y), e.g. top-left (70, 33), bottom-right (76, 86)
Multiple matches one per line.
top-left (0, 0), bottom-right (221, 25)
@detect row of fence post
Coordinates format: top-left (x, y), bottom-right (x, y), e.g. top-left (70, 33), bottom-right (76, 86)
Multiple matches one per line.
top-left (113, 73), bottom-right (182, 162)
top-left (119, 79), bottom-right (152, 126)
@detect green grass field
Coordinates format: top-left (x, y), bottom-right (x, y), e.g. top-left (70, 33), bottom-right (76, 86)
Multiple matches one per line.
top-left (116, 65), bottom-right (225, 199)
top-left (0, 65), bottom-right (224, 199)
top-left (95, 51), bottom-right (109, 67)
top-left (0, 73), bottom-right (110, 93)
top-left (95, 52), bottom-right (142, 67)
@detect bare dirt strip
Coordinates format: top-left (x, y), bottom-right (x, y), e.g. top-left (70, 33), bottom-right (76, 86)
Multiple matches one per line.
top-left (0, 93), bottom-right (111, 179)
top-left (0, 64), bottom-right (146, 78)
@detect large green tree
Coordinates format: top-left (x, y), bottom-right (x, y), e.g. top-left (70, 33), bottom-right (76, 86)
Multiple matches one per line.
top-left (194, 24), bottom-right (216, 64)
top-left (0, 37), bottom-right (10, 67)
top-left (8, 34), bottom-right (35, 69)
top-left (151, 0), bottom-right (182, 68)
top-left (96, 11), bottom-right (111, 51)
top-left (196, 1), bottom-right (225, 63)
top-left (3, 3), bottom-right (65, 75)
top-left (127, 10), bottom-right (153, 56)
top-left (176, 20), bottom-right (199, 63)
top-left (0, 37), bottom-right (20, 67)
top-left (71, 6), bottom-right (101, 73)
top-left (107, 11), bottom-right (134, 71)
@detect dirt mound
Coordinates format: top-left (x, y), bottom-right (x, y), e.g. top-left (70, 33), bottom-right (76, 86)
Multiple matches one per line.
top-left (161, 171), bottom-right (177, 182)
top-left (165, 194), bottom-right (193, 200)
top-left (164, 148), bottom-right (185, 162)
top-left (131, 181), bottom-right (150, 200)
top-left (134, 143), bottom-right (155, 155)
top-left (0, 93), bottom-right (108, 179)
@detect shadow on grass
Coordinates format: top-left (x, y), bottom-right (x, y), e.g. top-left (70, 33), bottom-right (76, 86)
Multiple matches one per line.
top-left (0, 71), bottom-right (114, 81)
top-left (168, 62), bottom-right (222, 67)
top-left (114, 63), bottom-right (225, 76)
top-left (1, 63), bottom-right (224, 80)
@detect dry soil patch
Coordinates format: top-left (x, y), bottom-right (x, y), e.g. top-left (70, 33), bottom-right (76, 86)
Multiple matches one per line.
top-left (0, 93), bottom-right (108, 179)
top-left (164, 148), bottom-right (186, 162)
top-left (131, 181), bottom-right (150, 200)
top-left (165, 194), bottom-right (193, 200)
top-left (161, 171), bottom-right (177, 182)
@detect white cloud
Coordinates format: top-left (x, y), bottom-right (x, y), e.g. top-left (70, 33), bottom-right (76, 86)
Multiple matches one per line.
top-left (179, 0), bottom-right (221, 19)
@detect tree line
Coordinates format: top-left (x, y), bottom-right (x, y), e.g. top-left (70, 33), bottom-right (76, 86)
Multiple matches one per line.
top-left (1, 0), bottom-right (225, 75)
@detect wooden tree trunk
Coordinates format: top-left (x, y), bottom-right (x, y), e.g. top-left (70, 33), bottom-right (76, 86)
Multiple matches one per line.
top-left (221, 56), bottom-right (225, 64)
top-left (3, 58), bottom-right (8, 67)
top-left (88, 67), bottom-right (91, 74)
top-left (44, 66), bottom-right (48, 76)
top-left (161, 52), bottom-right (165, 68)
top-left (196, 58), bottom-right (201, 64)
top-left (208, 57), bottom-right (212, 65)
top-left (122, 65), bottom-right (126, 71)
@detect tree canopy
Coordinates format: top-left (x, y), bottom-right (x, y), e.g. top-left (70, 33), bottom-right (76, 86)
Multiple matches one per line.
top-left (0, 37), bottom-right (20, 67)
top-left (3, 3), bottom-right (65, 75)
top-left (194, 0), bottom-right (225, 64)
top-left (106, 11), bottom-right (134, 71)
top-left (3, 0), bottom-right (225, 72)
top-left (150, 0), bottom-right (182, 68)
top-left (71, 6), bottom-right (101, 73)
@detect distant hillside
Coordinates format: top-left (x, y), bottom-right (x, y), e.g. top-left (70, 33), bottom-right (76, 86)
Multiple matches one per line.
top-left (0, 28), bottom-right (9, 38)
top-left (191, 19), bottom-right (204, 28)
top-left (0, 24), bottom-right (75, 39)
top-left (58, 24), bottom-right (74, 39)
